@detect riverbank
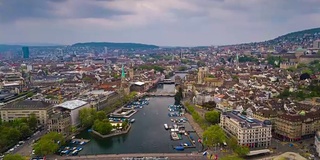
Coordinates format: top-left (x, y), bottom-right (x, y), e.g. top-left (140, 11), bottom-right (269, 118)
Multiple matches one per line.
top-left (48, 152), bottom-right (204, 160)
top-left (184, 113), bottom-right (204, 139)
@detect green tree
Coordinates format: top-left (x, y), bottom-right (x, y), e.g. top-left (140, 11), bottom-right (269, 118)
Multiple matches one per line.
top-left (6, 128), bottom-right (21, 143)
top-left (178, 66), bottom-right (188, 71)
top-left (92, 119), bottom-right (113, 135)
top-left (26, 92), bottom-right (34, 98)
top-left (174, 87), bottom-right (183, 105)
top-left (19, 123), bottom-right (32, 138)
top-left (202, 101), bottom-right (217, 110)
top-left (204, 111), bottom-right (220, 124)
top-left (96, 111), bottom-right (106, 121)
top-left (79, 108), bottom-right (97, 127)
top-left (3, 154), bottom-right (25, 160)
top-left (203, 125), bottom-right (226, 147)
top-left (234, 146), bottom-right (250, 157)
top-left (33, 132), bottom-right (65, 156)
top-left (227, 137), bottom-right (250, 157)
top-left (197, 61), bottom-right (205, 67)
top-left (28, 114), bottom-right (38, 130)
top-left (70, 126), bottom-right (77, 133)
top-left (122, 119), bottom-right (129, 130)
top-left (297, 63), bottom-right (307, 68)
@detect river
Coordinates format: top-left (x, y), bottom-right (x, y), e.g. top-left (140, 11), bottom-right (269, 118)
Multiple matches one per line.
top-left (76, 73), bottom-right (201, 155)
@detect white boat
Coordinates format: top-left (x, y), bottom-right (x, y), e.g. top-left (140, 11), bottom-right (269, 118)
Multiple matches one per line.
top-left (164, 124), bottom-right (168, 130)
top-left (130, 119), bottom-right (135, 123)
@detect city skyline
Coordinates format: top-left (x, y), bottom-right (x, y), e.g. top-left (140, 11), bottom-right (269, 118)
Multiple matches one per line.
top-left (0, 0), bottom-right (320, 46)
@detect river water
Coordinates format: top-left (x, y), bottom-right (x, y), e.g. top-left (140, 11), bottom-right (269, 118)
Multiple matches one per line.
top-left (76, 74), bottom-right (201, 155)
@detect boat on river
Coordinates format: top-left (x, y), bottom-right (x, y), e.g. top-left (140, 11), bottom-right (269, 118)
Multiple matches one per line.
top-left (130, 119), bottom-right (135, 123)
top-left (164, 124), bottom-right (168, 130)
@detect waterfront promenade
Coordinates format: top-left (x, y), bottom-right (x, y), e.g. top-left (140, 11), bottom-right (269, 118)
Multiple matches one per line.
top-left (49, 153), bottom-right (207, 160)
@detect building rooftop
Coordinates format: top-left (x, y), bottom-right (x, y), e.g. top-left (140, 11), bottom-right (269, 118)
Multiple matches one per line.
top-left (223, 111), bottom-right (271, 128)
top-left (2, 100), bottom-right (52, 110)
top-left (54, 100), bottom-right (88, 110)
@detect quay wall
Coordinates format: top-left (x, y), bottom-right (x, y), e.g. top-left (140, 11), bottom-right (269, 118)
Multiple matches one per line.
top-left (91, 124), bottom-right (132, 138)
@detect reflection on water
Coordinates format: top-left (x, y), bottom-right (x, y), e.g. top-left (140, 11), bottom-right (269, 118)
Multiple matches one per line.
top-left (76, 74), bottom-right (198, 155)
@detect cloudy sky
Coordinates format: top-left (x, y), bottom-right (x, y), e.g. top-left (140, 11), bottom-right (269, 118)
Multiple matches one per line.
top-left (0, 0), bottom-right (319, 46)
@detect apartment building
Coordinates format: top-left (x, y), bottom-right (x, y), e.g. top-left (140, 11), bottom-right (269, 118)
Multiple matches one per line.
top-left (220, 111), bottom-right (272, 148)
top-left (274, 111), bottom-right (320, 141)
top-left (48, 112), bottom-right (71, 137)
top-left (0, 100), bottom-right (53, 125)
top-left (54, 100), bottom-right (89, 126)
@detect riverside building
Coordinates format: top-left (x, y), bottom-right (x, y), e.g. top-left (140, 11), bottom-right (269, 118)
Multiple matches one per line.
top-left (220, 111), bottom-right (272, 148)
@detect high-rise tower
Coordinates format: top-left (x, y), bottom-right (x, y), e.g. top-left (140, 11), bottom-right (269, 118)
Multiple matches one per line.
top-left (22, 47), bottom-right (30, 59)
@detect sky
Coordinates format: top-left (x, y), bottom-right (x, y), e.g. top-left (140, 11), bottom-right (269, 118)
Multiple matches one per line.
top-left (0, 0), bottom-right (320, 46)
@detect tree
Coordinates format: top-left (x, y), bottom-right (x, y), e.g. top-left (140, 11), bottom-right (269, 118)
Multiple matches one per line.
top-left (197, 61), bottom-right (205, 67)
top-left (178, 66), bottom-right (188, 71)
top-left (3, 154), bottom-right (25, 160)
top-left (26, 92), bottom-right (34, 98)
top-left (19, 123), bottom-right (32, 138)
top-left (79, 108), bottom-right (97, 127)
top-left (174, 87), bottom-right (183, 105)
top-left (71, 126), bottom-right (77, 133)
top-left (96, 111), bottom-right (106, 121)
top-left (92, 119), bottom-right (113, 135)
top-left (227, 137), bottom-right (250, 157)
top-left (203, 125), bottom-right (226, 147)
top-left (28, 114), bottom-right (38, 130)
top-left (234, 146), bottom-right (250, 157)
top-left (33, 132), bottom-right (65, 156)
top-left (204, 111), bottom-right (220, 124)
top-left (6, 128), bottom-right (21, 143)
top-left (202, 101), bottom-right (217, 110)
top-left (122, 119), bottom-right (129, 130)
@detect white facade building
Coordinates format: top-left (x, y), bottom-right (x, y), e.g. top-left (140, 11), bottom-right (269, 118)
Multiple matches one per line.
top-left (54, 100), bottom-right (90, 126)
top-left (220, 111), bottom-right (272, 148)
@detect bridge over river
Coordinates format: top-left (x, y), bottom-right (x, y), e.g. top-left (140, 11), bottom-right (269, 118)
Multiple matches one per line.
top-left (144, 92), bottom-right (175, 97)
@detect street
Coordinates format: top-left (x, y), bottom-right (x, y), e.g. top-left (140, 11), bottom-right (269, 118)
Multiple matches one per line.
top-left (13, 129), bottom-right (47, 157)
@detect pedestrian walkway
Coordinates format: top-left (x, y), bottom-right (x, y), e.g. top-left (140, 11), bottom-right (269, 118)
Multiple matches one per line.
top-left (185, 113), bottom-right (204, 139)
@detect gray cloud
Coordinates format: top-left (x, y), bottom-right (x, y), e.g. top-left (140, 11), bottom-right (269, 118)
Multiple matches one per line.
top-left (0, 0), bottom-right (319, 46)
top-left (0, 0), bottom-right (131, 23)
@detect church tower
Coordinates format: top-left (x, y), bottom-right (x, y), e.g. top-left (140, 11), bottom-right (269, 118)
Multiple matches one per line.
top-left (120, 64), bottom-right (125, 89)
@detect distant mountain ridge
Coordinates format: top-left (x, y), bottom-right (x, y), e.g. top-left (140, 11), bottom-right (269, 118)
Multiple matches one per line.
top-left (72, 42), bottom-right (159, 49)
top-left (251, 27), bottom-right (320, 48)
top-left (274, 28), bottom-right (320, 40)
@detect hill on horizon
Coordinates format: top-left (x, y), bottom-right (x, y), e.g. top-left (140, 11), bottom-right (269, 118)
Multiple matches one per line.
top-left (72, 42), bottom-right (159, 49)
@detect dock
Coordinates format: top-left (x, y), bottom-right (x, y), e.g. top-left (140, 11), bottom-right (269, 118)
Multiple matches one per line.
top-left (72, 139), bottom-right (90, 143)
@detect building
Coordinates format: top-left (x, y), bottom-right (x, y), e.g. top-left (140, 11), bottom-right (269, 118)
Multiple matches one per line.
top-left (274, 111), bottom-right (320, 141)
top-left (220, 111), bottom-right (272, 148)
top-left (313, 40), bottom-right (320, 49)
top-left (48, 112), bottom-right (71, 137)
top-left (197, 67), bottom-right (208, 84)
top-left (0, 100), bottom-right (53, 125)
top-left (53, 100), bottom-right (89, 126)
top-left (22, 46), bottom-right (30, 59)
top-left (0, 72), bottom-right (25, 93)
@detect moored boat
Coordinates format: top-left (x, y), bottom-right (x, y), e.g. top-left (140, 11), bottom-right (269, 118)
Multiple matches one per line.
top-left (164, 124), bottom-right (168, 130)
